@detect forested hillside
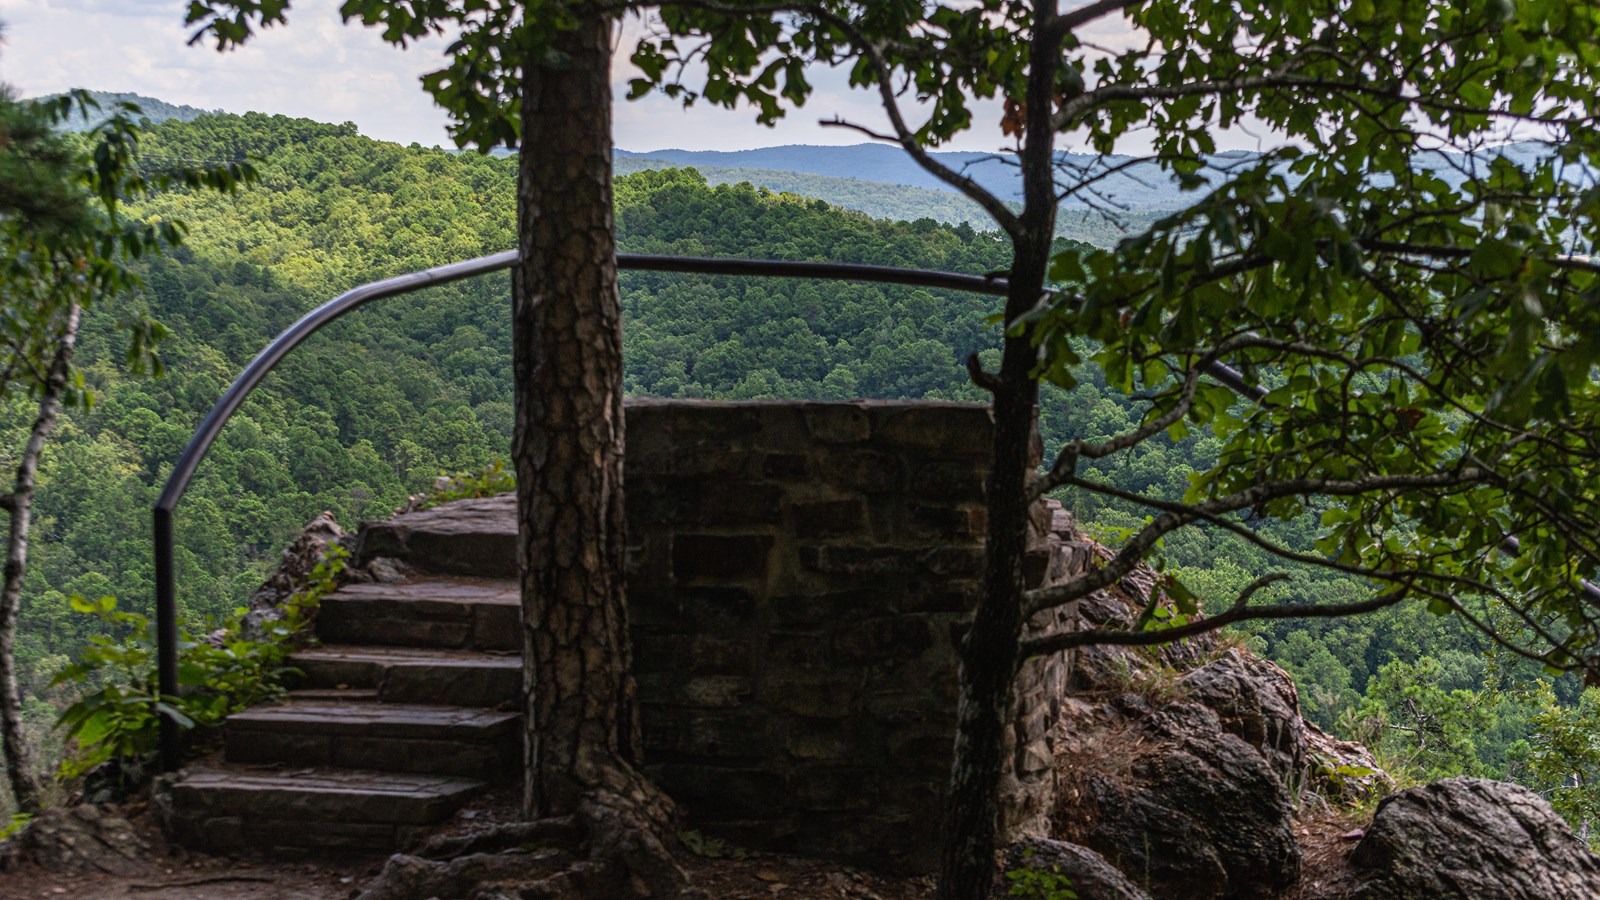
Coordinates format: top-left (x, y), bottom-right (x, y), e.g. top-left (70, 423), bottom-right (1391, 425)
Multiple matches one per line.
top-left (10, 109), bottom-right (1591, 826)
top-left (10, 111), bottom-right (1025, 752)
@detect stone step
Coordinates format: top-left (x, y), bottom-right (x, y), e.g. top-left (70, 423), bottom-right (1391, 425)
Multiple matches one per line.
top-left (291, 687), bottom-right (380, 702)
top-left (163, 764), bottom-right (486, 856)
top-left (353, 493), bottom-right (517, 577)
top-left (290, 644), bottom-right (521, 708)
top-left (224, 699), bottom-right (520, 780)
top-left (315, 578), bottom-right (519, 651)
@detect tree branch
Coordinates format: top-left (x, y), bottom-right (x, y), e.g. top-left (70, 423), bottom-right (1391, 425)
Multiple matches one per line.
top-left (1047, 0), bottom-right (1142, 43)
top-left (1030, 350), bottom-right (1210, 500)
top-left (966, 353), bottom-right (1002, 393)
top-left (1025, 466), bottom-right (1490, 613)
top-left (1020, 584), bottom-right (1406, 660)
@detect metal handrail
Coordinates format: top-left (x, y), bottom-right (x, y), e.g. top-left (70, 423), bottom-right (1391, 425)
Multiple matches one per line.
top-left (153, 251), bottom-right (1011, 769)
top-left (153, 248), bottom-right (1600, 772)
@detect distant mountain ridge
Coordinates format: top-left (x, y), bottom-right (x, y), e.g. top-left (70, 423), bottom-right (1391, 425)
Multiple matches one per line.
top-left (36, 90), bottom-right (221, 132)
top-left (41, 91), bottom-right (1556, 246)
top-left (619, 141), bottom-right (1561, 210)
top-left (617, 144), bottom-right (1187, 209)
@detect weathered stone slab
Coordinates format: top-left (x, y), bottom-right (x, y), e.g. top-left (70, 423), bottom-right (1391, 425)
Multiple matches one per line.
top-left (354, 493), bottom-right (518, 577)
top-left (227, 699), bottom-right (517, 739)
top-left (224, 699), bottom-right (519, 780)
top-left (291, 645), bottom-right (520, 708)
top-left (316, 578), bottom-right (519, 651)
top-left (162, 767), bottom-right (482, 855)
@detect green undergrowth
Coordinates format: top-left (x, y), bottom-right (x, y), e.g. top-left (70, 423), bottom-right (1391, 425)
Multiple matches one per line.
top-left (677, 829), bottom-right (753, 860)
top-left (418, 459), bottom-right (515, 509)
top-left (0, 813), bottom-right (31, 841)
top-left (1005, 850), bottom-right (1079, 900)
top-left (50, 546), bottom-right (345, 790)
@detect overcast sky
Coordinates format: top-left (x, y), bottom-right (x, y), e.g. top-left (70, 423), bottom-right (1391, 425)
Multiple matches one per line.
top-left (0, 0), bottom-right (1202, 155)
top-left (0, 0), bottom-right (1001, 152)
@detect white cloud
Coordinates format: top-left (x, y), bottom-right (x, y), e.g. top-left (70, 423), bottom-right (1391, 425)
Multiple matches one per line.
top-left (0, 3), bottom-right (1267, 156)
top-left (1, 0), bottom-right (455, 145)
top-left (0, 1), bottom-right (1023, 152)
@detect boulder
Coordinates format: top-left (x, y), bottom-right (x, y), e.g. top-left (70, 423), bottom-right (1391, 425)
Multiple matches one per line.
top-left (1055, 703), bottom-right (1300, 899)
top-left (1002, 837), bottom-right (1151, 900)
top-left (0, 805), bottom-right (150, 875)
top-left (1179, 648), bottom-right (1306, 784)
top-left (1350, 777), bottom-right (1600, 899)
top-left (1303, 719), bottom-right (1391, 804)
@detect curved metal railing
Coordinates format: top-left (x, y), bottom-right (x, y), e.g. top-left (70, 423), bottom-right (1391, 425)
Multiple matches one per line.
top-left (155, 249), bottom-right (1600, 771)
top-left (153, 251), bottom-right (1010, 769)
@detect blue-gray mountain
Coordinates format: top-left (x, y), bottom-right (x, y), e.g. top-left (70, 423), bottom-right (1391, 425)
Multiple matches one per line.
top-left (619, 141), bottom-right (1561, 211)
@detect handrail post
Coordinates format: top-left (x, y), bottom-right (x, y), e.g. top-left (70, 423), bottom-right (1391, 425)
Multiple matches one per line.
top-left (155, 506), bottom-right (180, 771)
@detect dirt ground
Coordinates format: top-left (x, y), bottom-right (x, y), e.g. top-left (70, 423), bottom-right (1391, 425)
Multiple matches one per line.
top-left (1284, 808), bottom-right (1366, 900)
top-left (2, 788), bottom-right (1360, 899)
top-left (0, 792), bottom-right (936, 900)
top-left (2, 848), bottom-right (934, 900)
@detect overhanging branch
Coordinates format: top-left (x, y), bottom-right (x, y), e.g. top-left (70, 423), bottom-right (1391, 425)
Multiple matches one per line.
top-left (1020, 585), bottom-right (1405, 660)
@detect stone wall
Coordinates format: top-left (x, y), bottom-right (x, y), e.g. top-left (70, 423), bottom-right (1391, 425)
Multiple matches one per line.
top-left (623, 399), bottom-right (1071, 873)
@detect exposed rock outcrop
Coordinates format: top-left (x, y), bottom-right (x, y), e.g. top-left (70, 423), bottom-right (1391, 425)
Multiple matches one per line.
top-left (1304, 719), bottom-right (1391, 804)
top-left (1054, 701), bottom-right (1300, 899)
top-left (247, 510), bottom-right (344, 612)
top-left (1349, 777), bottom-right (1600, 899)
top-left (1178, 648), bottom-right (1306, 783)
top-left (240, 510), bottom-right (417, 641)
top-left (1044, 535), bottom-right (1391, 898)
top-left (237, 510), bottom-right (344, 641)
top-left (0, 805), bottom-right (150, 875)
top-left (1003, 837), bottom-right (1152, 900)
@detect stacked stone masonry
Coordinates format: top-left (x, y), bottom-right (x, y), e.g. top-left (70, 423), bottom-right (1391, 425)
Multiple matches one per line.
top-left (622, 399), bottom-right (1079, 872)
top-left (172, 400), bottom-right (1089, 870)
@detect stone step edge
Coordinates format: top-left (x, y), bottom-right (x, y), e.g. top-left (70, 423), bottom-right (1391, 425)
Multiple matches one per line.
top-left (225, 699), bottom-right (520, 740)
top-left (286, 646), bottom-right (522, 709)
top-left (164, 765), bottom-right (488, 827)
top-left (289, 645), bottom-right (521, 666)
top-left (322, 578), bottom-right (520, 606)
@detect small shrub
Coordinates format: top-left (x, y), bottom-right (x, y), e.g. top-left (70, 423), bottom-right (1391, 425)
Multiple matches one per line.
top-left (0, 812), bottom-right (31, 841)
top-left (677, 829), bottom-right (751, 860)
top-left (1005, 854), bottom-right (1079, 900)
top-left (420, 460), bottom-right (514, 509)
top-left (51, 546), bottom-right (345, 785)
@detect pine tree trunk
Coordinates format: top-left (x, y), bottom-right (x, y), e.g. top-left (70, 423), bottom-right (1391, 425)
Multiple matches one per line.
top-left (0, 301), bottom-right (81, 815)
top-left (938, 8), bottom-right (1059, 897)
top-left (512, 10), bottom-right (642, 821)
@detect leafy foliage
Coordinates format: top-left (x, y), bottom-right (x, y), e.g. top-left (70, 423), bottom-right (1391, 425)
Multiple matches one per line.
top-left (50, 545), bottom-right (342, 783)
top-left (1004, 855), bottom-right (1078, 900)
top-left (419, 460), bottom-right (515, 509)
top-left (1512, 681), bottom-right (1600, 843)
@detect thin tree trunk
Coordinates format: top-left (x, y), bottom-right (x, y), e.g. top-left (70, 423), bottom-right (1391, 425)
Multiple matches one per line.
top-left (513, 9), bottom-right (642, 821)
top-left (938, 7), bottom-right (1059, 897)
top-left (1, 301), bottom-right (81, 815)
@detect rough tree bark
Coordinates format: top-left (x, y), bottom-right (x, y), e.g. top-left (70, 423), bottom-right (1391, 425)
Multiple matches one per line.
top-left (512, 10), bottom-right (682, 895)
top-left (0, 301), bottom-right (81, 816)
top-left (938, 7), bottom-right (1059, 897)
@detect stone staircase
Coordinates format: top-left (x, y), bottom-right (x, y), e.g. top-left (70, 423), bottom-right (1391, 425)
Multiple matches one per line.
top-left (161, 401), bottom-right (1065, 871)
top-left (162, 497), bottom-right (523, 856)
